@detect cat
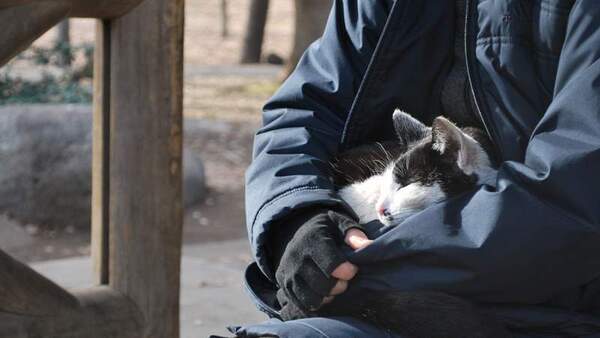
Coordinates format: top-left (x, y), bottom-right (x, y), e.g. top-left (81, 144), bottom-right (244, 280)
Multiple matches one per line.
top-left (332, 109), bottom-right (496, 227)
top-left (325, 110), bottom-right (509, 338)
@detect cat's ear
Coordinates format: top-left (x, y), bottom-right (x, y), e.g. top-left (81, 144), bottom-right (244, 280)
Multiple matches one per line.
top-left (431, 116), bottom-right (488, 175)
top-left (393, 109), bottom-right (429, 147)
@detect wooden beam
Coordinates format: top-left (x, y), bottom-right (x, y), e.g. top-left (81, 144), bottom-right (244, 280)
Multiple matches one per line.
top-left (108, 0), bottom-right (184, 337)
top-left (0, 2), bottom-right (69, 67)
top-left (71, 0), bottom-right (144, 18)
top-left (0, 286), bottom-right (143, 338)
top-left (91, 19), bottom-right (111, 285)
top-left (0, 0), bottom-right (144, 18)
top-left (0, 249), bottom-right (142, 337)
top-left (0, 249), bottom-right (78, 317)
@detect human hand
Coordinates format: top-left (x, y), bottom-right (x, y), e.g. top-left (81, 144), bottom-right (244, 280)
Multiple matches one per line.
top-left (274, 211), bottom-right (372, 320)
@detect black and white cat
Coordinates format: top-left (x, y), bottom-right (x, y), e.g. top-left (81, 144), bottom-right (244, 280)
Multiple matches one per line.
top-left (332, 109), bottom-right (496, 227)
top-left (327, 110), bottom-right (508, 338)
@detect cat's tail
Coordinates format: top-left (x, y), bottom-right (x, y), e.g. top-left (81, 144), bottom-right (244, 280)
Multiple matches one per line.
top-left (353, 291), bottom-right (511, 338)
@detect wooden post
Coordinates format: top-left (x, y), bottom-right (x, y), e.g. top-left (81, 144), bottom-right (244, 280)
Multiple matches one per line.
top-left (0, 0), bottom-right (185, 336)
top-left (108, 0), bottom-right (184, 337)
top-left (92, 19), bottom-right (111, 285)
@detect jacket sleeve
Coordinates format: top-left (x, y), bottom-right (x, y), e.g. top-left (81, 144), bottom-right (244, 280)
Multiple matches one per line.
top-left (245, 0), bottom-right (393, 278)
top-left (350, 0), bottom-right (600, 306)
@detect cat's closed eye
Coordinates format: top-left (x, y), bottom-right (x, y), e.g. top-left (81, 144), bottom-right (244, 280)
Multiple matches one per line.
top-left (392, 163), bottom-right (407, 184)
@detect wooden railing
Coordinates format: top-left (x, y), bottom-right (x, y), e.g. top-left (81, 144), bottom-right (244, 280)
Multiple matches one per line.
top-left (0, 0), bottom-right (184, 337)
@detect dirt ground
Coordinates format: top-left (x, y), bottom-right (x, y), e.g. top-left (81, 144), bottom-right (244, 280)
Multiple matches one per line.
top-left (30, 0), bottom-right (293, 67)
top-left (3, 0), bottom-right (298, 262)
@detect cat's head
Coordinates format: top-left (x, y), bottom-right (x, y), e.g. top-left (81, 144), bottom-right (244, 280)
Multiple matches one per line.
top-left (375, 110), bottom-right (494, 226)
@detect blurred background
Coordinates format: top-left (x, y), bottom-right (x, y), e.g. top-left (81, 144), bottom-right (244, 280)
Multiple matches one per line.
top-left (0, 0), bottom-right (330, 336)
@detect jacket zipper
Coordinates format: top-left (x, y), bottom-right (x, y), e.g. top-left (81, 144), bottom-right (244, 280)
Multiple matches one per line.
top-left (464, 0), bottom-right (498, 152)
top-left (341, 0), bottom-right (405, 150)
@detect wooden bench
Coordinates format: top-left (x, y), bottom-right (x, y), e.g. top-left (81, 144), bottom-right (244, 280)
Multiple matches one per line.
top-left (0, 1), bottom-right (184, 337)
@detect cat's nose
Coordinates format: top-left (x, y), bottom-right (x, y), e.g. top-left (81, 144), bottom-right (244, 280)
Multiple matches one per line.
top-left (378, 207), bottom-right (391, 217)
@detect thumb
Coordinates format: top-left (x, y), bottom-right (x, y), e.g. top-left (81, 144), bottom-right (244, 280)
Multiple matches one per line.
top-left (344, 228), bottom-right (373, 250)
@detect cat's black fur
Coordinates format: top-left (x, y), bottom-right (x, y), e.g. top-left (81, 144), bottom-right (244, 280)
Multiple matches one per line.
top-left (330, 126), bottom-right (496, 196)
top-left (323, 291), bottom-right (509, 338)
top-left (330, 141), bottom-right (406, 186)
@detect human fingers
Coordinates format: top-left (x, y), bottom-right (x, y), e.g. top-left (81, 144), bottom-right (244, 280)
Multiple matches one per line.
top-left (329, 279), bottom-right (348, 296)
top-left (322, 296), bottom-right (335, 305)
top-left (330, 261), bottom-right (358, 280)
top-left (344, 228), bottom-right (373, 250)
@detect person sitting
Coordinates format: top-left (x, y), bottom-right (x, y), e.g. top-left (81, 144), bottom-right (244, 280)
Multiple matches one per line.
top-left (228, 1), bottom-right (600, 337)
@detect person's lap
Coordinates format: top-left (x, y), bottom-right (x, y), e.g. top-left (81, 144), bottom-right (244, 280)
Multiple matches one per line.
top-left (218, 316), bottom-right (401, 338)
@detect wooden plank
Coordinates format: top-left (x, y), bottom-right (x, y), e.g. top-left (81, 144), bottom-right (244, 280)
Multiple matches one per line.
top-left (71, 0), bottom-right (144, 18)
top-left (0, 2), bottom-right (69, 67)
top-left (0, 249), bottom-right (78, 317)
top-left (108, 0), bottom-right (184, 337)
top-left (71, 0), bottom-right (143, 18)
top-left (0, 286), bottom-right (143, 338)
top-left (0, 0), bottom-right (144, 18)
top-left (91, 19), bottom-right (111, 285)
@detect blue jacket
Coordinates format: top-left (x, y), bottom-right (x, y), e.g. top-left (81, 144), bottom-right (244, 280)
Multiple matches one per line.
top-left (244, 0), bottom-right (600, 335)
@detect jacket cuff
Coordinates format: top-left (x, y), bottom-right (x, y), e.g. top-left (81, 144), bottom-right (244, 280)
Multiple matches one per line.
top-left (250, 187), bottom-right (354, 280)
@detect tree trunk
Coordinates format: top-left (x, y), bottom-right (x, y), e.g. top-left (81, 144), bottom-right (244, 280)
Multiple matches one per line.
top-left (220, 0), bottom-right (228, 38)
top-left (283, 0), bottom-right (331, 78)
top-left (56, 19), bottom-right (70, 66)
top-left (240, 0), bottom-right (269, 63)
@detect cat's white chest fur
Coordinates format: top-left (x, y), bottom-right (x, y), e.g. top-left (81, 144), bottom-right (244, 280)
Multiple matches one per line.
top-left (338, 174), bottom-right (383, 224)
